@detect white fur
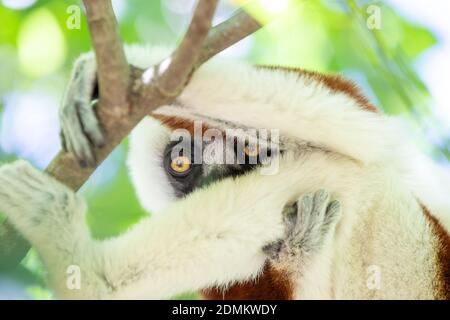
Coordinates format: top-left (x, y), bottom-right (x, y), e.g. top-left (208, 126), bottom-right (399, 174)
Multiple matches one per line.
top-left (123, 45), bottom-right (414, 197)
top-left (1, 148), bottom-right (440, 299)
top-left (123, 46), bottom-right (415, 166)
top-left (0, 159), bottom-right (290, 299)
top-left (0, 45), bottom-right (449, 299)
top-left (123, 46), bottom-right (450, 299)
top-left (126, 45), bottom-right (450, 222)
top-left (127, 117), bottom-right (175, 214)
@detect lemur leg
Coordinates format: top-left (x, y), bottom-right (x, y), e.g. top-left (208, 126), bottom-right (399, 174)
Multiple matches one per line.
top-left (0, 161), bottom-right (285, 299)
top-left (59, 53), bottom-right (104, 167)
top-left (264, 190), bottom-right (341, 293)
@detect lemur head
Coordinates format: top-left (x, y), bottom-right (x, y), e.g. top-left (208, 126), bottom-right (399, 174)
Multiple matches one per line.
top-left (125, 49), bottom-right (404, 214)
top-left (127, 112), bottom-right (285, 213)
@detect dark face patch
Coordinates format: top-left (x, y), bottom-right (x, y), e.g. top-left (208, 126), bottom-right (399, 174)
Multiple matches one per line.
top-left (163, 134), bottom-right (274, 198)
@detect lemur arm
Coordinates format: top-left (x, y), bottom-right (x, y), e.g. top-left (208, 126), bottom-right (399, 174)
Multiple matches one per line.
top-left (0, 160), bottom-right (341, 299)
top-left (0, 160), bottom-right (285, 299)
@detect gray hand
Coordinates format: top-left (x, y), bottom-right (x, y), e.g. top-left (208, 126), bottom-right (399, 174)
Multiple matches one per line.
top-left (59, 53), bottom-right (105, 167)
top-left (263, 190), bottom-right (341, 261)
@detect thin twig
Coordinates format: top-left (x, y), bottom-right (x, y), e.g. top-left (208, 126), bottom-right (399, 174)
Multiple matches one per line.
top-left (156, 0), bottom-right (219, 97)
top-left (197, 8), bottom-right (261, 66)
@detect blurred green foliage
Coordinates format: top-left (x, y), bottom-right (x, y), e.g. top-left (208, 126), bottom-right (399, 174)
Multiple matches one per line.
top-left (0, 0), bottom-right (447, 299)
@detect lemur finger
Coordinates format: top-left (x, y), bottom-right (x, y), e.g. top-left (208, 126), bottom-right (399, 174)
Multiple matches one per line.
top-left (62, 114), bottom-right (96, 167)
top-left (312, 189), bottom-right (330, 217)
top-left (262, 202), bottom-right (300, 260)
top-left (292, 194), bottom-right (313, 239)
top-left (61, 102), bottom-right (88, 163)
top-left (310, 189), bottom-right (331, 230)
top-left (282, 202), bottom-right (298, 236)
top-left (322, 200), bottom-right (341, 232)
top-left (61, 122), bottom-right (76, 159)
top-left (78, 99), bottom-right (105, 148)
top-left (60, 130), bottom-right (68, 152)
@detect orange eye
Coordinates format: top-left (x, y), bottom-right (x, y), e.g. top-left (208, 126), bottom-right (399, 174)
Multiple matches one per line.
top-left (170, 156), bottom-right (191, 174)
top-left (244, 145), bottom-right (260, 157)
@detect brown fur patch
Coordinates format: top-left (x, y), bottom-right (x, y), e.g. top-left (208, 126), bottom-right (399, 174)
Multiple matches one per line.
top-left (200, 263), bottom-right (293, 300)
top-left (150, 113), bottom-right (211, 135)
top-left (257, 65), bottom-right (378, 113)
top-left (422, 205), bottom-right (450, 299)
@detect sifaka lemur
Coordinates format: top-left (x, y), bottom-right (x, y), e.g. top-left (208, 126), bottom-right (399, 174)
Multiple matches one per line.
top-left (0, 46), bottom-right (449, 299)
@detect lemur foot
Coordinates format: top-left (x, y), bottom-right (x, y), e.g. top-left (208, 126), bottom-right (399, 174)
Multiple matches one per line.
top-left (60, 53), bottom-right (104, 167)
top-left (0, 161), bottom-right (86, 245)
top-left (263, 190), bottom-right (341, 263)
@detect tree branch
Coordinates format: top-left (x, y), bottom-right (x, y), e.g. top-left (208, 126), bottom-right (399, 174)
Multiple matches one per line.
top-left (83, 0), bottom-right (130, 117)
top-left (0, 1), bottom-right (264, 271)
top-left (156, 0), bottom-right (219, 97)
top-left (197, 9), bottom-right (261, 66)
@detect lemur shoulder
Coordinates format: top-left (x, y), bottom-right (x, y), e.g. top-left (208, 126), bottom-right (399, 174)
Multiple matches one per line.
top-left (0, 45), bottom-right (449, 299)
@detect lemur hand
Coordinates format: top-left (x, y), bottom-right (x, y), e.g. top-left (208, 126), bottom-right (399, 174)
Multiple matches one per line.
top-left (60, 53), bottom-right (104, 167)
top-left (263, 190), bottom-right (341, 268)
top-left (0, 160), bottom-right (87, 248)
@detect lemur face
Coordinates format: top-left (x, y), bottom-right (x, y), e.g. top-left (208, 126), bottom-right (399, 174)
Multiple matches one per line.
top-left (162, 130), bottom-right (275, 198)
top-left (127, 113), bottom-right (282, 214)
